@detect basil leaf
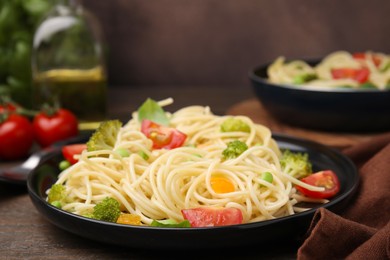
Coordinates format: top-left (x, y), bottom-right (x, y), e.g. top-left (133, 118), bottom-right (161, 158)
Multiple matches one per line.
top-left (151, 219), bottom-right (191, 228)
top-left (137, 98), bottom-right (169, 126)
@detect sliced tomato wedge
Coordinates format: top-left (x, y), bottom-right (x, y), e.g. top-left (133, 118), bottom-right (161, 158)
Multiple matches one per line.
top-left (353, 52), bottom-right (382, 67)
top-left (181, 207), bottom-right (243, 227)
top-left (62, 144), bottom-right (87, 164)
top-left (331, 67), bottom-right (370, 83)
top-left (141, 119), bottom-right (186, 149)
top-left (295, 170), bottom-right (340, 199)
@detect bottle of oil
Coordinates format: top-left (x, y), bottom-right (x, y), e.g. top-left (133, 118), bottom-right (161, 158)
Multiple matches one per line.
top-left (32, 0), bottom-right (107, 130)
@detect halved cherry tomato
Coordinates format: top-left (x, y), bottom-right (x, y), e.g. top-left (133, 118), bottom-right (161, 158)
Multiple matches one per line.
top-left (331, 67), bottom-right (370, 83)
top-left (353, 52), bottom-right (382, 67)
top-left (181, 207), bottom-right (243, 227)
top-left (295, 170), bottom-right (340, 199)
top-left (141, 119), bottom-right (186, 149)
top-left (61, 144), bottom-right (87, 164)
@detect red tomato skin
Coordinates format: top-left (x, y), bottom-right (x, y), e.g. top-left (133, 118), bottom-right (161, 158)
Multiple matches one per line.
top-left (296, 170), bottom-right (340, 199)
top-left (62, 144), bottom-right (87, 164)
top-left (0, 114), bottom-right (34, 160)
top-left (33, 109), bottom-right (78, 147)
top-left (353, 52), bottom-right (382, 67)
top-left (331, 68), bottom-right (369, 83)
top-left (181, 207), bottom-right (243, 227)
top-left (141, 120), bottom-right (186, 149)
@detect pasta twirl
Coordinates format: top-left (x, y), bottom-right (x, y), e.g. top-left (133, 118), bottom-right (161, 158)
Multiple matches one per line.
top-left (51, 100), bottom-right (327, 226)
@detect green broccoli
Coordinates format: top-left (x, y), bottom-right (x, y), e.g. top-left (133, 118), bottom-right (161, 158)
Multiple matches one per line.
top-left (47, 184), bottom-right (66, 208)
top-left (87, 120), bottom-right (122, 152)
top-left (220, 117), bottom-right (250, 133)
top-left (222, 140), bottom-right (248, 160)
top-left (280, 150), bottom-right (312, 179)
top-left (91, 197), bottom-right (121, 222)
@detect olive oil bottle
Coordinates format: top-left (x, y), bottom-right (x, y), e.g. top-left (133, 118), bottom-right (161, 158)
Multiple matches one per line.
top-left (32, 0), bottom-right (107, 130)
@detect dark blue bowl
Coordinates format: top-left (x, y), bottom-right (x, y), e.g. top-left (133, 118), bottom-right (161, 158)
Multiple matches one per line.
top-left (249, 62), bottom-right (390, 132)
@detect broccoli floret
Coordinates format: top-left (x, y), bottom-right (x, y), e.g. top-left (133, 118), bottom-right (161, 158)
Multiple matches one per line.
top-left (47, 184), bottom-right (66, 206)
top-left (91, 197), bottom-right (121, 222)
top-left (222, 140), bottom-right (248, 160)
top-left (87, 120), bottom-right (122, 152)
top-left (280, 150), bottom-right (312, 179)
top-left (220, 117), bottom-right (250, 133)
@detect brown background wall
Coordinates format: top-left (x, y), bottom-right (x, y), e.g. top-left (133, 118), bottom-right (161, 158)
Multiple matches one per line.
top-left (82, 0), bottom-right (390, 87)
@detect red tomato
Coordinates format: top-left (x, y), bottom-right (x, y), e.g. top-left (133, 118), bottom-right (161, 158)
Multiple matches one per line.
top-left (0, 114), bottom-right (34, 160)
top-left (141, 119), bottom-right (186, 149)
top-left (353, 52), bottom-right (382, 67)
top-left (295, 170), bottom-right (340, 199)
top-left (331, 67), bottom-right (370, 83)
top-left (62, 144), bottom-right (87, 164)
top-left (181, 207), bottom-right (243, 227)
top-left (33, 109), bottom-right (78, 147)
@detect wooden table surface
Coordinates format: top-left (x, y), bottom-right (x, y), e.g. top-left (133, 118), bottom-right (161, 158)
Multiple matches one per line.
top-left (0, 86), bottom-right (384, 259)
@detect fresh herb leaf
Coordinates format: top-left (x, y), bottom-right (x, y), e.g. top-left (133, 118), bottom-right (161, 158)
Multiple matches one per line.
top-left (137, 98), bottom-right (169, 126)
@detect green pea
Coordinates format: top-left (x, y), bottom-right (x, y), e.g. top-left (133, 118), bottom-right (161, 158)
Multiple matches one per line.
top-left (51, 201), bottom-right (62, 208)
top-left (116, 148), bottom-right (130, 158)
top-left (59, 160), bottom-right (71, 171)
top-left (261, 172), bottom-right (273, 183)
top-left (138, 151), bottom-right (149, 160)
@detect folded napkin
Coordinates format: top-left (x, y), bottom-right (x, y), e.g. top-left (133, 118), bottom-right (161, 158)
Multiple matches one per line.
top-left (298, 132), bottom-right (390, 260)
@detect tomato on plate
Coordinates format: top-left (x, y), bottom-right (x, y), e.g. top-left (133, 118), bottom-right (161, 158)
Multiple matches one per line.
top-left (353, 52), bottom-right (382, 67)
top-left (0, 114), bottom-right (34, 160)
top-left (331, 67), bottom-right (370, 83)
top-left (62, 144), bottom-right (87, 164)
top-left (295, 170), bottom-right (340, 199)
top-left (141, 119), bottom-right (186, 149)
top-left (181, 207), bottom-right (243, 227)
top-left (33, 108), bottom-right (78, 147)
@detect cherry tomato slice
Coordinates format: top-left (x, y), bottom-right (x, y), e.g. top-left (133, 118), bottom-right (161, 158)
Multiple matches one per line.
top-left (181, 207), bottom-right (243, 227)
top-left (141, 119), bottom-right (186, 149)
top-left (295, 170), bottom-right (340, 199)
top-left (331, 68), bottom-right (370, 83)
top-left (353, 52), bottom-right (382, 67)
top-left (62, 144), bottom-right (87, 164)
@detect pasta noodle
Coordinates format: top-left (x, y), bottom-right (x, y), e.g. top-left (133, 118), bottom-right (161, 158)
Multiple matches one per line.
top-left (268, 51), bottom-right (390, 90)
top-left (52, 100), bottom-right (327, 225)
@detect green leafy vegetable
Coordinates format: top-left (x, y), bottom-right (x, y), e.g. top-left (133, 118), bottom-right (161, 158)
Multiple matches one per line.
top-left (137, 98), bottom-right (169, 126)
top-left (151, 219), bottom-right (191, 228)
top-left (0, 0), bottom-right (57, 107)
top-left (222, 140), bottom-right (248, 160)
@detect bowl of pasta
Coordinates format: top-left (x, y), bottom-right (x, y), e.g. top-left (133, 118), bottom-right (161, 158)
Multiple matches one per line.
top-left (249, 51), bottom-right (390, 132)
top-left (27, 99), bottom-right (359, 249)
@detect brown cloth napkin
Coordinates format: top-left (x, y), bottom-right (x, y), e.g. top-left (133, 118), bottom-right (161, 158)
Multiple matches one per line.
top-left (298, 132), bottom-right (390, 260)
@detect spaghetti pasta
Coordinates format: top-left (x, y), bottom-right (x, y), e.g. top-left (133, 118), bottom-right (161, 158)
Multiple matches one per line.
top-left (50, 99), bottom-right (328, 226)
top-left (268, 51), bottom-right (390, 90)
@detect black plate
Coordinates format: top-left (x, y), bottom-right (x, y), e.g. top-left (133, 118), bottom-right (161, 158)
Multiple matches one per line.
top-left (27, 133), bottom-right (359, 250)
top-left (249, 61), bottom-right (390, 132)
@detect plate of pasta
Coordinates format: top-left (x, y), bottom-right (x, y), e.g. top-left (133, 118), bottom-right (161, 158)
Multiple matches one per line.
top-left (250, 51), bottom-right (390, 132)
top-left (27, 99), bottom-right (359, 249)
